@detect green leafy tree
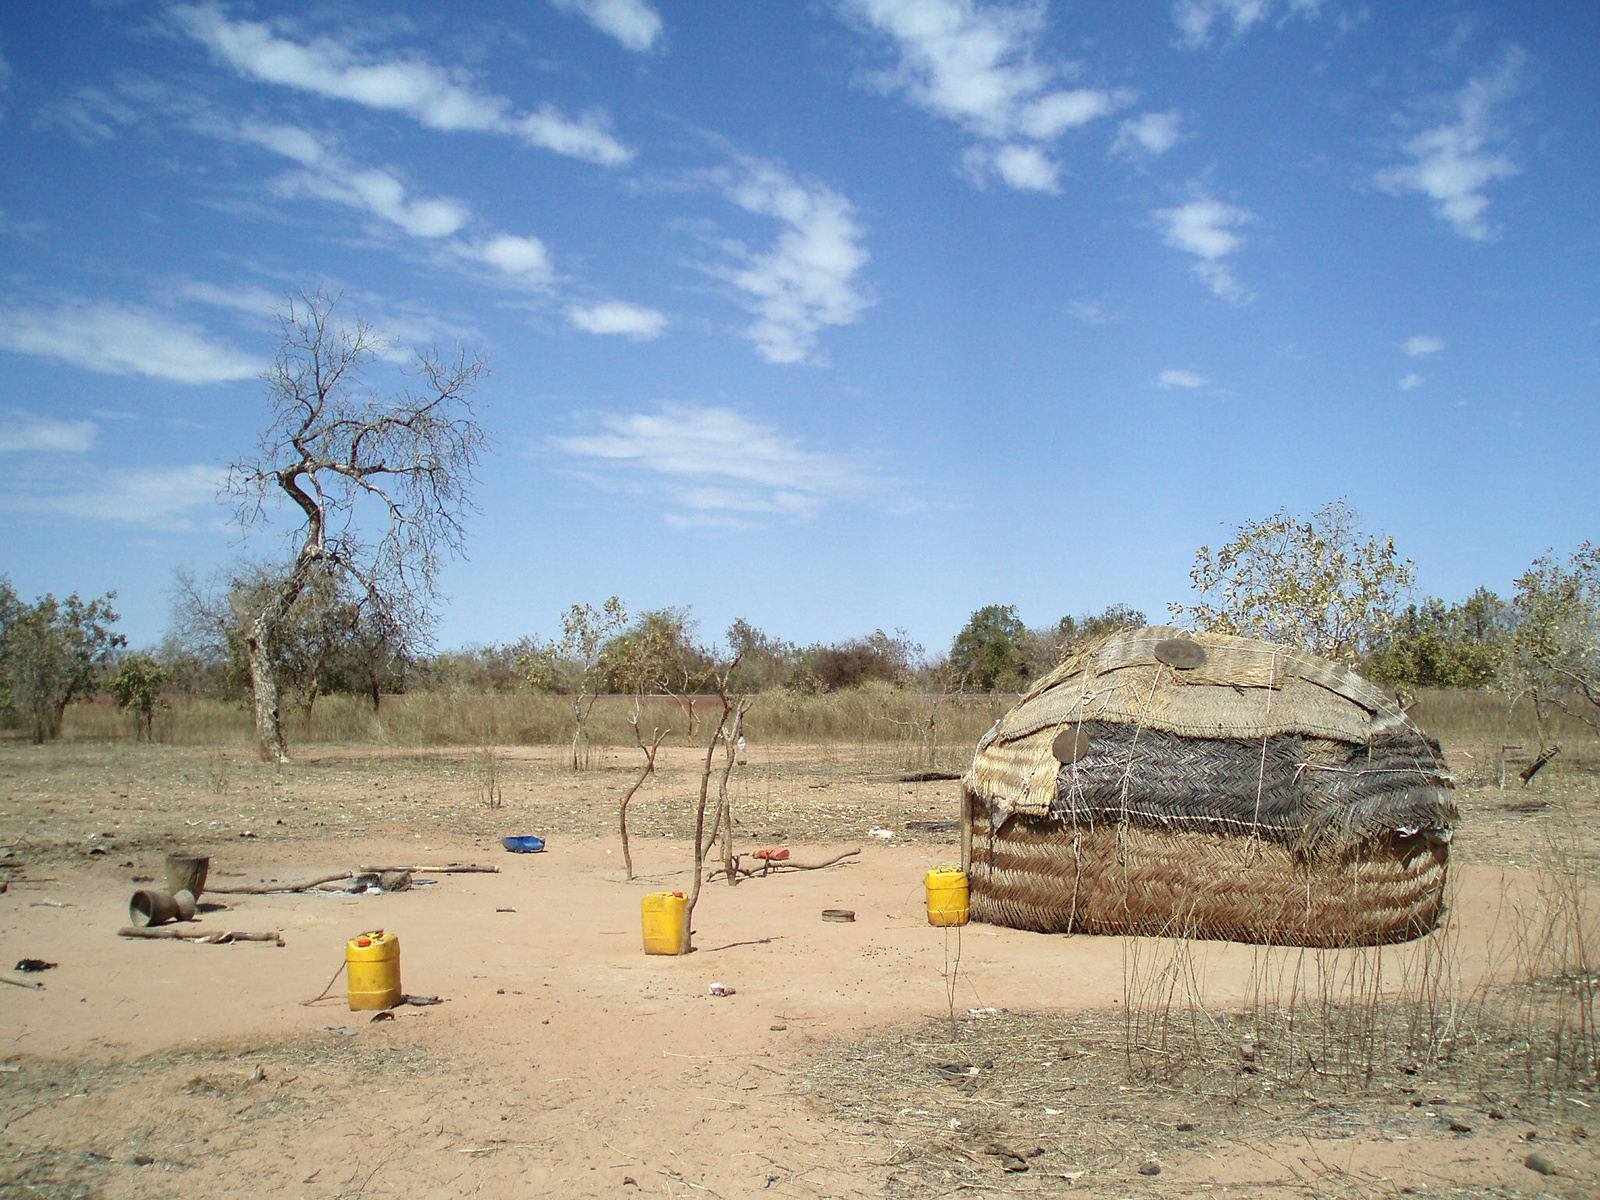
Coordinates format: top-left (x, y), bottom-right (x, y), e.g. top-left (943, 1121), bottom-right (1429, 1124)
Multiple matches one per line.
top-left (522, 597), bottom-right (629, 770)
top-left (1501, 544), bottom-right (1600, 745)
top-left (0, 579), bottom-right (124, 742)
top-left (1170, 499), bottom-right (1414, 664)
top-left (1366, 589), bottom-right (1509, 691)
top-left (110, 652), bottom-right (170, 741)
top-left (950, 604), bottom-right (1029, 691)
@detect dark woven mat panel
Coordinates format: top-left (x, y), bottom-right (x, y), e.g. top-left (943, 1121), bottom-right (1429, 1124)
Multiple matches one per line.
top-left (1049, 722), bottom-right (1454, 855)
top-left (967, 796), bottom-right (1447, 948)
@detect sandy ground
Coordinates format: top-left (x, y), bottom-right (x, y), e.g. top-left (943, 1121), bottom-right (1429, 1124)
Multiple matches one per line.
top-left (1, 739), bottom-right (1598, 1199)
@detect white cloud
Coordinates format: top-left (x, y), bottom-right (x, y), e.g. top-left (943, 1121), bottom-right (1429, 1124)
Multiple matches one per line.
top-left (0, 464), bottom-right (227, 530)
top-left (840, 0), bottom-right (1126, 191)
top-left (1172, 0), bottom-right (1323, 50)
top-left (1066, 298), bottom-right (1121, 326)
top-left (0, 412), bottom-right (97, 453)
top-left (1404, 334), bottom-right (1445, 357)
top-left (454, 234), bottom-right (553, 284)
top-left (1398, 373), bottom-right (1425, 391)
top-left (715, 159), bottom-right (871, 365)
top-left (1158, 368), bottom-right (1207, 389)
top-left (172, 4), bottom-right (633, 166)
top-left (972, 143), bottom-right (1061, 192)
top-left (228, 121), bottom-right (553, 286)
top-left (552, 405), bottom-right (875, 526)
top-left (0, 300), bottom-right (264, 383)
top-left (1155, 192), bottom-right (1254, 303)
top-left (178, 280), bottom-right (285, 314)
top-left (1375, 50), bottom-right (1523, 241)
top-left (568, 300), bottom-right (668, 339)
top-left (548, 0), bottom-right (663, 53)
top-left (1113, 110), bottom-right (1182, 159)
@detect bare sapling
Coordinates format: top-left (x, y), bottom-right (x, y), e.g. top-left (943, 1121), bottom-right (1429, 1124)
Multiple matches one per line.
top-left (618, 697), bottom-right (667, 880)
top-left (679, 653), bottom-right (746, 954)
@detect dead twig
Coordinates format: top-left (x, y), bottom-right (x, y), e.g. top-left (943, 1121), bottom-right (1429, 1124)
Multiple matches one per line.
top-left (357, 864), bottom-right (498, 874)
top-left (707, 848), bottom-right (861, 880)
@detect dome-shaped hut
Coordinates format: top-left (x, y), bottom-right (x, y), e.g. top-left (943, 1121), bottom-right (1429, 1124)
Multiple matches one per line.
top-left (962, 627), bottom-right (1456, 947)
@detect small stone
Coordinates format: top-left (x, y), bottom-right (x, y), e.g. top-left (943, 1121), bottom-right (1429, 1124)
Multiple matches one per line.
top-left (1059, 1042), bottom-right (1080, 1059)
top-left (1176, 1122), bottom-right (1194, 1132)
top-left (1524, 1152), bottom-right (1557, 1176)
top-left (1488, 1108), bottom-right (1506, 1120)
top-left (1239, 1041), bottom-right (1256, 1063)
top-left (1138, 1161), bottom-right (1161, 1176)
top-left (249, 1065), bottom-right (265, 1083)
top-left (770, 1024), bottom-right (787, 1031)
top-left (1448, 1118), bottom-right (1472, 1133)
top-left (1000, 1156), bottom-right (1028, 1173)
top-left (132, 1154), bottom-right (155, 1166)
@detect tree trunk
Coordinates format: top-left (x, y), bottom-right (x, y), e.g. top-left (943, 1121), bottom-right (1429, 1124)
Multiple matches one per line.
top-left (246, 616), bottom-right (289, 764)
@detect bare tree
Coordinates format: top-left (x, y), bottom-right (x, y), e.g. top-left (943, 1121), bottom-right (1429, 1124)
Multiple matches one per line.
top-left (227, 291), bottom-right (488, 762)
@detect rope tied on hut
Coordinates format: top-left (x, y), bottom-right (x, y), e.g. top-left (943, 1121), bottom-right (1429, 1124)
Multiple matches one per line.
top-left (962, 627), bottom-right (1456, 947)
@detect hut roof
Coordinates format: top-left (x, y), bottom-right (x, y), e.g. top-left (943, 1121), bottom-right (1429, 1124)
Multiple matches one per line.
top-left (966, 626), bottom-right (1451, 836)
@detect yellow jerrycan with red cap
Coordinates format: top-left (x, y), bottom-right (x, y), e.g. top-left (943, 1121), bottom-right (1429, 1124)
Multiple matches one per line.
top-left (347, 930), bottom-right (403, 1010)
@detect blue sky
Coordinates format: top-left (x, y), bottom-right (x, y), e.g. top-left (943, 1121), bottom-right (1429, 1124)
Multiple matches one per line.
top-left (1, 0), bottom-right (1595, 657)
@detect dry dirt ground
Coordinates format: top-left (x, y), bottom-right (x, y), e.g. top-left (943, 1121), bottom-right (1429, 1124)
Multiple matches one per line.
top-left (1, 737), bottom-right (1598, 1200)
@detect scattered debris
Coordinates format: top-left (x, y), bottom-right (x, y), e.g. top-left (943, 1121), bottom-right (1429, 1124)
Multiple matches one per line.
top-left (501, 836), bottom-right (546, 853)
top-left (821, 909), bottom-right (855, 923)
top-left (905, 820), bottom-right (960, 832)
top-left (898, 772), bottom-right (962, 783)
top-left (752, 847), bottom-right (790, 861)
top-left (0, 973), bottom-right (44, 990)
top-left (708, 982), bottom-right (736, 997)
top-left (1139, 1161), bottom-right (1162, 1176)
top-left (13, 959), bottom-right (57, 973)
top-left (710, 848), bottom-right (861, 881)
top-left (496, 906), bottom-right (517, 913)
top-left (1524, 1152), bottom-right (1557, 1176)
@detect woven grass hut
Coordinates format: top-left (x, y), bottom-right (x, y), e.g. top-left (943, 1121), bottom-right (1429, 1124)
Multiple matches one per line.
top-left (962, 626), bottom-right (1456, 947)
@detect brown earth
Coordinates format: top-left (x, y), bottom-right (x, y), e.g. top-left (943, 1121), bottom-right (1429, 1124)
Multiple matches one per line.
top-left (1, 738), bottom-right (1598, 1199)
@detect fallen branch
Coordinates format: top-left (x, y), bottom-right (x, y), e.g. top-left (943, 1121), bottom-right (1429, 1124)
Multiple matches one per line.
top-left (358, 864), bottom-right (499, 874)
top-left (118, 927), bottom-right (284, 944)
top-left (204, 872), bottom-right (353, 894)
top-left (1, 973), bottom-right (44, 989)
top-left (708, 848), bottom-right (860, 881)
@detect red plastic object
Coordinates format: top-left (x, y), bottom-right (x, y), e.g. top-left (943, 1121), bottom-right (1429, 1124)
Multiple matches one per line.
top-left (754, 847), bottom-right (790, 861)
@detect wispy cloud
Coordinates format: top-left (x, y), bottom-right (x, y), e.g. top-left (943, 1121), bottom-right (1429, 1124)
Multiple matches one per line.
top-left (1375, 49), bottom-right (1523, 241)
top-left (568, 300), bottom-right (668, 339)
top-left (1066, 298), bottom-right (1122, 326)
top-left (840, 0), bottom-right (1126, 192)
top-left (1404, 334), bottom-right (1445, 357)
top-left (228, 120), bottom-right (553, 286)
top-left (1157, 368), bottom-right (1207, 389)
top-left (551, 405), bottom-right (877, 526)
top-left (0, 464), bottom-right (228, 530)
top-left (1398, 373), bottom-right (1425, 391)
top-left (548, 0), bottom-right (663, 53)
top-left (0, 300), bottom-right (264, 383)
top-left (713, 158), bottom-right (871, 365)
top-left (1113, 110), bottom-right (1182, 160)
top-left (1155, 191), bottom-right (1254, 303)
top-left (1172, 0), bottom-right (1324, 51)
top-left (171, 3), bottom-right (633, 166)
top-left (0, 411), bottom-right (97, 453)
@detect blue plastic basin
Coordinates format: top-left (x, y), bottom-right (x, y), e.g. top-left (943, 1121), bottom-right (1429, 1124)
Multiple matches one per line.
top-left (502, 835), bottom-right (546, 853)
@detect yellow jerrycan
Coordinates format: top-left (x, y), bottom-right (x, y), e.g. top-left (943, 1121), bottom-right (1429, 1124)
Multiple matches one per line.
top-left (347, 930), bottom-right (403, 1010)
top-left (925, 868), bottom-right (970, 927)
top-left (641, 892), bottom-right (689, 955)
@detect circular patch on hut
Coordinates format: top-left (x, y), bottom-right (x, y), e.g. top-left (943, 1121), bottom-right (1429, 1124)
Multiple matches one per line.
top-left (1153, 638), bottom-right (1207, 669)
top-left (1050, 726), bottom-right (1091, 764)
